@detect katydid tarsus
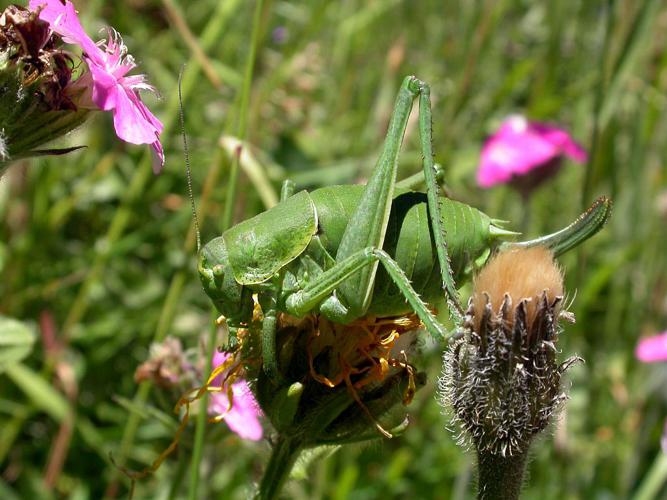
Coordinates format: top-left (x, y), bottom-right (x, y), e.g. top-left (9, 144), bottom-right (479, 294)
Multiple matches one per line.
top-left (197, 76), bottom-right (611, 380)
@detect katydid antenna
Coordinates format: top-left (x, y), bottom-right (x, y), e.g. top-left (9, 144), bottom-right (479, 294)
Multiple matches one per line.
top-left (178, 64), bottom-right (201, 253)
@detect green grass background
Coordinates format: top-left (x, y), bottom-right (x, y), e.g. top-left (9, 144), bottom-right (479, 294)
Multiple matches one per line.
top-left (1, 0), bottom-right (667, 498)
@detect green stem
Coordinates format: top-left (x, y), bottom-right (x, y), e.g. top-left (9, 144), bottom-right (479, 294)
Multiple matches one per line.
top-left (631, 451), bottom-right (667, 500)
top-left (476, 449), bottom-right (529, 500)
top-left (222, 0), bottom-right (266, 231)
top-left (187, 312), bottom-right (218, 500)
top-left (258, 436), bottom-right (302, 500)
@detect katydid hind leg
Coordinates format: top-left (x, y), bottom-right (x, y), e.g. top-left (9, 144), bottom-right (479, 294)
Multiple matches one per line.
top-left (416, 81), bottom-right (463, 324)
top-left (333, 76), bottom-right (421, 320)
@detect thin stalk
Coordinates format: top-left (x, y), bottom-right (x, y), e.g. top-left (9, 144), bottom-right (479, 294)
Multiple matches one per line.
top-left (187, 311), bottom-right (219, 500)
top-left (258, 436), bottom-right (302, 500)
top-left (476, 450), bottom-right (529, 500)
top-left (631, 452), bottom-right (667, 500)
top-left (221, 0), bottom-right (266, 231)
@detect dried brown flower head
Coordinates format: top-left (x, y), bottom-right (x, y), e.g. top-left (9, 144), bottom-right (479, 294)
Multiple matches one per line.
top-left (440, 246), bottom-right (579, 457)
top-left (472, 246), bottom-right (564, 330)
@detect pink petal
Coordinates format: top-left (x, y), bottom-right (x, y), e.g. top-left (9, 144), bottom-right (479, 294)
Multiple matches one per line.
top-left (110, 86), bottom-right (165, 173)
top-left (208, 351), bottom-right (263, 441)
top-left (223, 381), bottom-right (264, 441)
top-left (477, 116), bottom-right (588, 188)
top-left (635, 332), bottom-right (667, 363)
top-left (151, 140), bottom-right (165, 174)
top-left (533, 124), bottom-right (588, 163)
top-left (112, 88), bottom-right (162, 146)
top-left (30, 0), bottom-right (105, 66)
top-left (477, 133), bottom-right (556, 187)
top-left (87, 61), bottom-right (120, 111)
top-left (212, 350), bottom-right (231, 366)
top-left (562, 141), bottom-right (588, 163)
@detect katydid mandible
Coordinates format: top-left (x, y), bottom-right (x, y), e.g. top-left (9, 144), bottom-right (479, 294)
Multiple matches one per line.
top-left (197, 76), bottom-right (610, 379)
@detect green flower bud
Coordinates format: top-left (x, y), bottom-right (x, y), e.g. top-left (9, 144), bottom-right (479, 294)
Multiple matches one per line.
top-left (0, 5), bottom-right (89, 174)
top-left (250, 312), bottom-right (425, 446)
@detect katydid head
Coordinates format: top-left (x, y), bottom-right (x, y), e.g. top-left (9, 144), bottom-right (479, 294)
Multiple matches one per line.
top-left (198, 237), bottom-right (254, 327)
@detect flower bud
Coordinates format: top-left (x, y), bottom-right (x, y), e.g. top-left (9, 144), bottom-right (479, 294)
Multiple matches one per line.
top-left (250, 312), bottom-right (425, 445)
top-left (0, 4), bottom-right (89, 172)
top-left (440, 247), bottom-right (579, 458)
top-left (134, 337), bottom-right (193, 388)
top-left (0, 1), bottom-right (164, 175)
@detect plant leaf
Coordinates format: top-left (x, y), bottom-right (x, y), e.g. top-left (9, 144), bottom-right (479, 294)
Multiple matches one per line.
top-left (4, 363), bottom-right (68, 421)
top-left (0, 316), bottom-right (36, 373)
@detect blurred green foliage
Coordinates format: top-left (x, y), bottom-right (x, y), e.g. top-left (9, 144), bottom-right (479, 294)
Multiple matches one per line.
top-left (1, 0), bottom-right (666, 498)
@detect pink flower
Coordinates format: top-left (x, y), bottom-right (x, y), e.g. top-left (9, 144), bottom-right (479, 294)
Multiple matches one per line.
top-left (635, 331), bottom-right (667, 363)
top-left (208, 351), bottom-right (263, 441)
top-left (477, 115), bottom-right (587, 189)
top-left (29, 0), bottom-right (164, 172)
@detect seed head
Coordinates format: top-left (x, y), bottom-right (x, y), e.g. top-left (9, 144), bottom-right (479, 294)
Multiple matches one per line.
top-left (440, 247), bottom-right (579, 457)
top-left (472, 246), bottom-right (564, 330)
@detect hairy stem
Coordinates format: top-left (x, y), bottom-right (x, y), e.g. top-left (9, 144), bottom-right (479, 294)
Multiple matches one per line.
top-left (476, 449), bottom-right (529, 500)
top-left (258, 436), bottom-right (302, 500)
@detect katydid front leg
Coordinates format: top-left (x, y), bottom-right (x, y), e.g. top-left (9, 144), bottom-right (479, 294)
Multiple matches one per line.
top-left (258, 281), bottom-right (281, 381)
top-left (330, 76), bottom-right (463, 325)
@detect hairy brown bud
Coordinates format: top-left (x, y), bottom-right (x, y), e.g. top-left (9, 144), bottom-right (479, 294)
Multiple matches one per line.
top-left (472, 246), bottom-right (564, 331)
top-left (440, 247), bottom-right (579, 458)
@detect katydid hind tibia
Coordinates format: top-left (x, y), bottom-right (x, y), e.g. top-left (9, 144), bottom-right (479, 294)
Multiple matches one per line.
top-left (197, 76), bottom-right (611, 378)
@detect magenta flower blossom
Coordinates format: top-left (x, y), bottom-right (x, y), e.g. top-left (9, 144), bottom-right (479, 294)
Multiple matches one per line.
top-left (208, 351), bottom-right (263, 441)
top-left (29, 0), bottom-right (164, 172)
top-left (636, 331), bottom-right (667, 363)
top-left (477, 115), bottom-right (587, 189)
